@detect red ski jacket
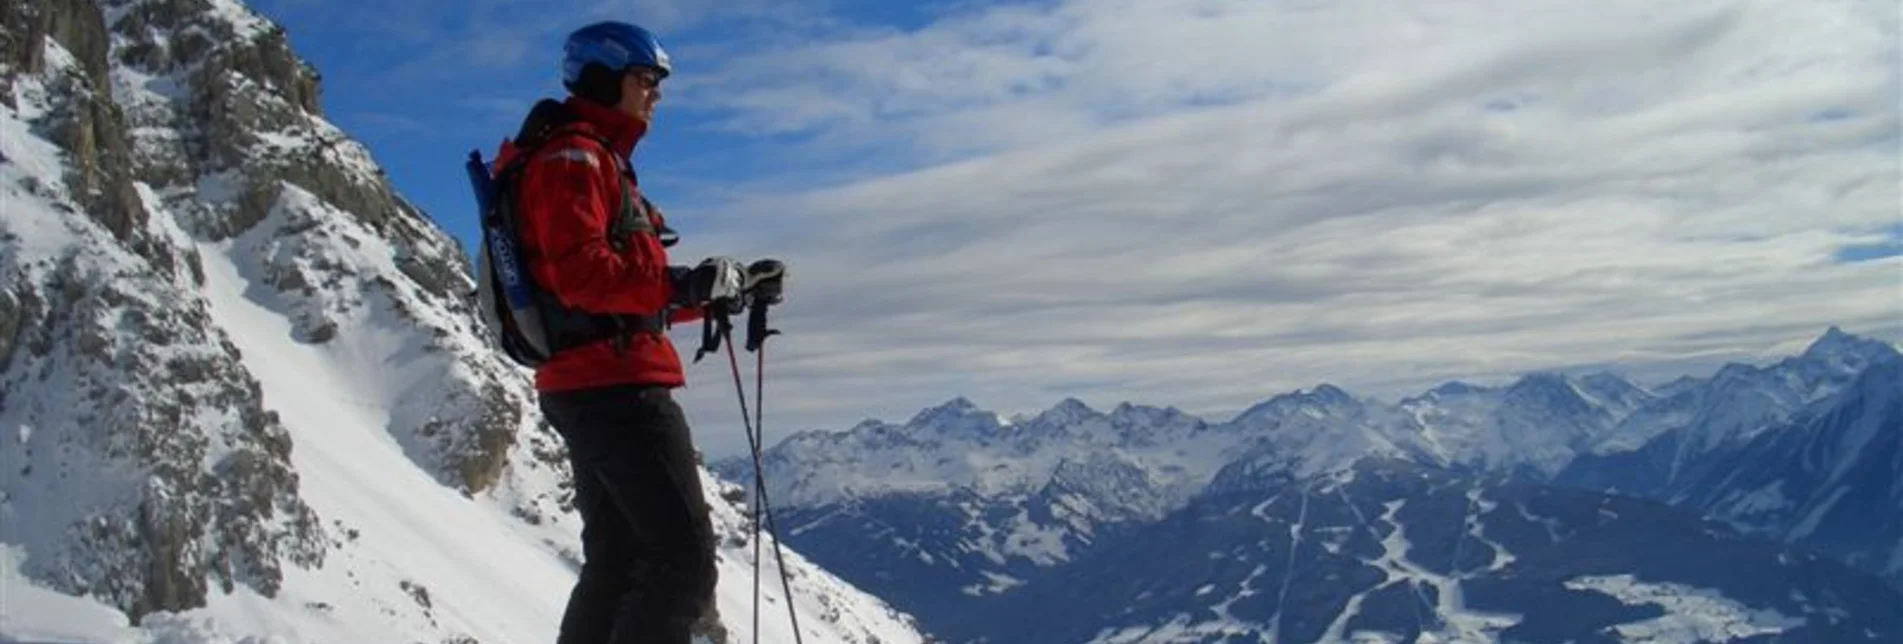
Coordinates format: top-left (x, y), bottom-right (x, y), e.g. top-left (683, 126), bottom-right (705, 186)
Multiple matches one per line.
top-left (494, 97), bottom-right (702, 392)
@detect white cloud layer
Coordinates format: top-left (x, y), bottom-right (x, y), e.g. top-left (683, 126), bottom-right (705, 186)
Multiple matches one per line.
top-left (255, 0), bottom-right (1903, 459)
top-left (653, 0), bottom-right (1902, 458)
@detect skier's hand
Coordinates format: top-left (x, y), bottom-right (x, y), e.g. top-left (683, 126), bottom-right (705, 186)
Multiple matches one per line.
top-left (673, 257), bottom-right (747, 313)
top-left (745, 259), bottom-right (785, 306)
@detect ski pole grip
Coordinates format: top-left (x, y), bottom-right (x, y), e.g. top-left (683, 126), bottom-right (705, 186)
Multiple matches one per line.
top-left (746, 299), bottom-right (779, 353)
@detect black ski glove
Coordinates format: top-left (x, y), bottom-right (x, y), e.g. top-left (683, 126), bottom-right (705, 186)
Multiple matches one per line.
top-left (745, 259), bottom-right (786, 306)
top-left (670, 257), bottom-right (747, 313)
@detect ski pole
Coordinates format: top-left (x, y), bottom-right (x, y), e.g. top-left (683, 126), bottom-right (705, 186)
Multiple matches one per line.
top-left (723, 316), bottom-right (803, 644)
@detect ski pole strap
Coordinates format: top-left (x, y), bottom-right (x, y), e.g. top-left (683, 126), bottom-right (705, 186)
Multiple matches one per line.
top-left (695, 307), bottom-right (732, 363)
top-left (745, 300), bottom-right (779, 353)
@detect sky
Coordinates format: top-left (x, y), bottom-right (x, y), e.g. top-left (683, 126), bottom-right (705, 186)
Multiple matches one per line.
top-left (246, 0), bottom-right (1902, 459)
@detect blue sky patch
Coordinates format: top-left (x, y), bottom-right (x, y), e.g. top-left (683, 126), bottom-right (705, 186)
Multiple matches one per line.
top-left (1835, 224), bottom-right (1903, 263)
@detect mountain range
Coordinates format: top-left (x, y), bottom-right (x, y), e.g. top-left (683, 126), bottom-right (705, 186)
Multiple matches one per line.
top-left (715, 327), bottom-right (1903, 642)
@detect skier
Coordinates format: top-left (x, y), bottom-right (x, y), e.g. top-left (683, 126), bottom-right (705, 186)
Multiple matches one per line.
top-left (483, 20), bottom-right (785, 644)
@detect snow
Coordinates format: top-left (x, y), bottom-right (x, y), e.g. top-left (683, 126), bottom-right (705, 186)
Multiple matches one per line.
top-left (1382, 500), bottom-right (1520, 641)
top-left (1512, 500), bottom-right (1565, 545)
top-left (35, 34), bottom-right (82, 79)
top-left (1318, 486), bottom-right (1383, 642)
top-left (0, 73), bottom-right (86, 267)
top-left (1787, 485), bottom-right (1850, 541)
top-left (188, 237), bottom-right (570, 642)
top-left (1321, 498), bottom-right (1522, 643)
top-left (203, 0), bottom-right (275, 39)
top-left (1565, 574), bottom-right (1804, 643)
top-left (999, 507), bottom-right (1071, 565)
top-left (943, 492), bottom-right (1075, 570)
top-left (1087, 614), bottom-right (1197, 644)
top-left (0, 96), bottom-right (68, 195)
top-left (958, 571), bottom-right (1026, 596)
top-left (1465, 488), bottom-right (1516, 573)
top-left (1061, 495), bottom-right (1321, 643)
top-left (0, 545), bottom-right (140, 643)
top-left (1207, 564), bottom-right (1266, 630)
top-left (3, 547), bottom-right (349, 644)
top-left (1263, 493), bottom-right (1306, 640)
top-left (102, 0), bottom-right (273, 47)
top-left (1725, 480), bottom-right (1792, 517)
top-left (1083, 611), bottom-right (1264, 644)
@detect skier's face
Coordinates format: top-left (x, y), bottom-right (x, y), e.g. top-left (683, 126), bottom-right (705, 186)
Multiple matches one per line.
top-left (618, 67), bottom-right (663, 123)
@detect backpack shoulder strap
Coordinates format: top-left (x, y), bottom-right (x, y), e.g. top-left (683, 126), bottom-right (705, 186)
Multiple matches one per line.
top-left (511, 99), bottom-right (576, 149)
top-left (501, 99), bottom-right (618, 172)
top-left (499, 99), bottom-right (659, 253)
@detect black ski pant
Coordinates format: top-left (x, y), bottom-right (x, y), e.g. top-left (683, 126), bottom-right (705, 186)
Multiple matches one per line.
top-left (540, 384), bottom-right (718, 644)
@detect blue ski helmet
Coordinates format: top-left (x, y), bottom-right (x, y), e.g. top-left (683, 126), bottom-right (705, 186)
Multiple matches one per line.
top-left (561, 21), bottom-right (671, 85)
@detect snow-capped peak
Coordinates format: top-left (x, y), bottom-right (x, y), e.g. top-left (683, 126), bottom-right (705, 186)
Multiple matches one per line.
top-left (1031, 397), bottom-right (1102, 427)
top-left (1109, 402), bottom-right (1198, 428)
top-left (899, 396), bottom-right (1007, 439)
top-left (929, 395), bottom-right (979, 413)
top-left (1578, 371), bottom-right (1654, 414)
top-left (1389, 370), bottom-right (1631, 478)
top-left (1794, 326), bottom-right (1900, 382)
top-left (909, 395), bottom-right (980, 423)
top-left (1502, 372), bottom-right (1598, 417)
top-left (1232, 384), bottom-right (1364, 427)
top-left (1804, 325), bottom-right (1887, 359)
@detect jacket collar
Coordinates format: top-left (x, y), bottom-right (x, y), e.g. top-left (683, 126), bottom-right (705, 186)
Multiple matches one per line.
top-left (563, 96), bottom-right (647, 159)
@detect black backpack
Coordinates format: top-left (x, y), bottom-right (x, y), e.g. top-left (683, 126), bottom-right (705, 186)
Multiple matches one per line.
top-left (468, 99), bottom-right (676, 368)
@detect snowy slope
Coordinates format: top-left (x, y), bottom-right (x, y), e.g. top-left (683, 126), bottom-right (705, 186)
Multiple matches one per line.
top-left (0, 2), bottom-right (925, 642)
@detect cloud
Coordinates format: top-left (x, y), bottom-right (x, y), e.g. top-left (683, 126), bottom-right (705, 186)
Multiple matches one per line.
top-left (654, 0), bottom-right (1902, 459)
top-left (250, 0), bottom-right (1903, 461)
